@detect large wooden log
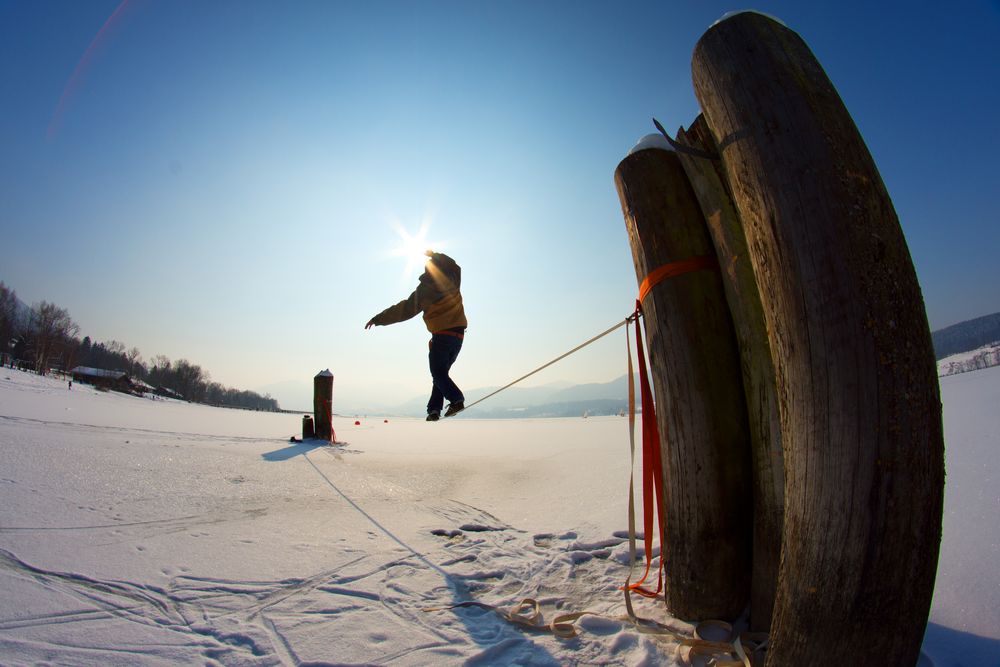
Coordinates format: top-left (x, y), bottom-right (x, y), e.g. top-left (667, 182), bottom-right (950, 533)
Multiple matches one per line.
top-left (692, 12), bottom-right (944, 665)
top-left (676, 115), bottom-right (784, 633)
top-left (615, 144), bottom-right (751, 620)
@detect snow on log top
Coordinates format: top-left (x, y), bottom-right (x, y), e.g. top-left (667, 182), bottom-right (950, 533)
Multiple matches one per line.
top-left (627, 133), bottom-right (673, 156)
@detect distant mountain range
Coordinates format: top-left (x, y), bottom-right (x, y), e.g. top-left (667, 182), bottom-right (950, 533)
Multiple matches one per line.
top-left (931, 312), bottom-right (1000, 360)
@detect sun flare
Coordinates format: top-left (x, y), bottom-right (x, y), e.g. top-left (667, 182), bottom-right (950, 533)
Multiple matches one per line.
top-left (389, 219), bottom-right (445, 279)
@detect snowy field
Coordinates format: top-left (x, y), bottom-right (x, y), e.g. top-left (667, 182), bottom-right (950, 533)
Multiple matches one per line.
top-left (1, 366), bottom-right (997, 666)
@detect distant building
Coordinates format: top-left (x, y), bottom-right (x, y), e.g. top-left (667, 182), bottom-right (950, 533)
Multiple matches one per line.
top-left (70, 366), bottom-right (134, 393)
top-left (154, 386), bottom-right (184, 400)
top-left (132, 379), bottom-right (156, 395)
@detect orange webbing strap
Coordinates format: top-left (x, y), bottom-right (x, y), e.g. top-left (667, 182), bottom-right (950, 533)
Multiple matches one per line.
top-left (624, 300), bottom-right (667, 597)
top-left (637, 255), bottom-right (719, 305)
top-left (624, 254), bottom-right (718, 596)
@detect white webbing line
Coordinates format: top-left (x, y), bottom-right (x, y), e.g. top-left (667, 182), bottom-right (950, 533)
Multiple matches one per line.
top-left (461, 316), bottom-right (635, 413)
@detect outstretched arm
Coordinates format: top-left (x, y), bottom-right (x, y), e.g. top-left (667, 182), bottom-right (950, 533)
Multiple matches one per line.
top-left (365, 290), bottom-right (421, 329)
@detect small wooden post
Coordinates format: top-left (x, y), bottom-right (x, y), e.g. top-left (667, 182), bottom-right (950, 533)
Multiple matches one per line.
top-left (302, 415), bottom-right (315, 440)
top-left (675, 115), bottom-right (784, 632)
top-left (615, 142), bottom-right (752, 620)
top-left (313, 369), bottom-right (335, 442)
top-left (692, 12), bottom-right (944, 665)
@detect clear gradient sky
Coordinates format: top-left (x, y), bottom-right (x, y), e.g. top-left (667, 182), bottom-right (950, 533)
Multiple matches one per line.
top-left (2, 1), bottom-right (998, 411)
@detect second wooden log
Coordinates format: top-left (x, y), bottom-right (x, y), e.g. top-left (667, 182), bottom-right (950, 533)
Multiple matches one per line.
top-left (676, 115), bottom-right (784, 633)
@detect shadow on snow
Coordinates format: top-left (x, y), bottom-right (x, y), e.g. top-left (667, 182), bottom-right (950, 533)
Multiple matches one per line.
top-left (260, 440), bottom-right (327, 462)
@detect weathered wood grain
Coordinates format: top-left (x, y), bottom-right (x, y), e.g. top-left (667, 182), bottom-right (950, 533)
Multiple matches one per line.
top-left (692, 12), bottom-right (943, 666)
top-left (676, 116), bottom-right (784, 633)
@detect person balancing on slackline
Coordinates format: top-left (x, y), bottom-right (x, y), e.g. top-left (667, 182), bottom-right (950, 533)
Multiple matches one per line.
top-left (365, 250), bottom-right (467, 421)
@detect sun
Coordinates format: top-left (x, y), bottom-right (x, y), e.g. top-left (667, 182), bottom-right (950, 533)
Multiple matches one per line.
top-left (389, 218), bottom-right (445, 279)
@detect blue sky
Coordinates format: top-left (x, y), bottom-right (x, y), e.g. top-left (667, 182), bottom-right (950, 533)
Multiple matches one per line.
top-left (2, 1), bottom-right (998, 410)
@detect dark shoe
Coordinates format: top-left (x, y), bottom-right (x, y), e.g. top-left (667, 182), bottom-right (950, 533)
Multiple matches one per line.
top-left (443, 402), bottom-right (464, 418)
top-left (426, 411), bottom-right (440, 422)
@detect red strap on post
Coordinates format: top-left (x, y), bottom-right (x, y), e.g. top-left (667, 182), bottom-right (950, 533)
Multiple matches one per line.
top-left (626, 254), bottom-right (720, 598)
top-left (626, 299), bottom-right (667, 597)
top-left (637, 255), bottom-right (719, 305)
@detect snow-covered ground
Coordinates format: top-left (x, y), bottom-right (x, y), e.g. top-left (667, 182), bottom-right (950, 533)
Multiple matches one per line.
top-left (938, 341), bottom-right (1000, 377)
top-left (1, 366), bottom-right (997, 666)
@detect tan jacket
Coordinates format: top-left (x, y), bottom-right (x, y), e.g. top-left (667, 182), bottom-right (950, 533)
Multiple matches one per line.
top-left (370, 253), bottom-right (468, 333)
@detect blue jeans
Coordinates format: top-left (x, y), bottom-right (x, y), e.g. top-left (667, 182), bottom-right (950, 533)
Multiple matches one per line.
top-left (427, 333), bottom-right (464, 414)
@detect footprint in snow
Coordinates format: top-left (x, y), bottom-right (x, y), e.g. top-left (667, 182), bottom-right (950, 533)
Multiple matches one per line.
top-left (431, 528), bottom-right (465, 541)
top-left (458, 523), bottom-right (504, 532)
top-left (533, 533), bottom-right (554, 547)
top-left (533, 531), bottom-right (577, 548)
top-left (440, 554), bottom-right (476, 566)
top-left (613, 529), bottom-right (644, 540)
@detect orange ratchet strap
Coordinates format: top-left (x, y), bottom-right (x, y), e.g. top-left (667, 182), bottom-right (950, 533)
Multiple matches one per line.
top-left (637, 255), bottom-right (719, 305)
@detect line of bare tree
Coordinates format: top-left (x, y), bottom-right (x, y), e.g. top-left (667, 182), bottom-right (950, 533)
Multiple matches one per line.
top-left (1, 281), bottom-right (279, 411)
